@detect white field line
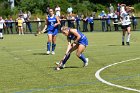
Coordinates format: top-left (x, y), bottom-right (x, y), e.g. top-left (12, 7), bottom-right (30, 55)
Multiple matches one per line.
top-left (95, 57), bottom-right (140, 92)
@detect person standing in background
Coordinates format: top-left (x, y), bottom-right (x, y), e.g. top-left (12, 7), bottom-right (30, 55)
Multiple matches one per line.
top-left (0, 16), bottom-right (6, 39)
top-left (55, 5), bottom-right (61, 17)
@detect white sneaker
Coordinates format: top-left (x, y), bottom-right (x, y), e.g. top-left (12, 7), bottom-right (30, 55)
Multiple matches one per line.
top-left (46, 51), bottom-right (50, 55)
top-left (51, 51), bottom-right (55, 55)
top-left (83, 58), bottom-right (88, 67)
top-left (55, 62), bottom-right (65, 68)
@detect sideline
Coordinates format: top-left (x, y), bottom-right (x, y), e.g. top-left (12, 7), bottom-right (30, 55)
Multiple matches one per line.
top-left (95, 57), bottom-right (140, 92)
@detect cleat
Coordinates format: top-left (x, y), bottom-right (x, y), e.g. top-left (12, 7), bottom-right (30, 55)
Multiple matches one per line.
top-left (55, 61), bottom-right (65, 68)
top-left (126, 42), bottom-right (130, 46)
top-left (83, 58), bottom-right (88, 67)
top-left (51, 51), bottom-right (55, 55)
top-left (46, 51), bottom-right (50, 55)
top-left (122, 42), bottom-right (125, 46)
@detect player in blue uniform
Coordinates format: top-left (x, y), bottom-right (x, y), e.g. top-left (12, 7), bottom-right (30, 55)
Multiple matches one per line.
top-left (44, 8), bottom-right (60, 55)
top-left (55, 26), bottom-right (88, 70)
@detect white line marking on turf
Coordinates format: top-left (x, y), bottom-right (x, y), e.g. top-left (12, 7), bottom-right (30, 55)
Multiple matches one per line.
top-left (95, 57), bottom-right (140, 92)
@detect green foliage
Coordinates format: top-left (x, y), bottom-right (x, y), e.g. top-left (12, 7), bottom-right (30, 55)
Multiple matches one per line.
top-left (134, 3), bottom-right (140, 13)
top-left (0, 1), bottom-right (13, 17)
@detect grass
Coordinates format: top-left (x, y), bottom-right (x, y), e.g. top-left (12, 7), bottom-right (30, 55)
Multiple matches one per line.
top-left (0, 31), bottom-right (140, 93)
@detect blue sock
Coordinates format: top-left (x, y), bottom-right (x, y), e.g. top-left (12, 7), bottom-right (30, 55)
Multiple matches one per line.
top-left (52, 43), bottom-right (56, 51)
top-left (62, 53), bottom-right (71, 65)
top-left (47, 42), bottom-right (51, 51)
top-left (79, 54), bottom-right (86, 63)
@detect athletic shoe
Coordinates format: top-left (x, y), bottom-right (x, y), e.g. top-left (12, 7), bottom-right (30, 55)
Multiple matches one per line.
top-left (83, 58), bottom-right (88, 67)
top-left (55, 62), bottom-right (65, 68)
top-left (122, 42), bottom-right (125, 46)
top-left (46, 51), bottom-right (50, 55)
top-left (51, 51), bottom-right (55, 55)
top-left (126, 42), bottom-right (130, 46)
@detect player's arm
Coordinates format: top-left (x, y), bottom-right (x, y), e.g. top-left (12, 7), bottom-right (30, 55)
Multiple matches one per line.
top-left (54, 16), bottom-right (60, 27)
top-left (41, 16), bottom-right (48, 33)
top-left (69, 29), bottom-right (81, 44)
top-left (65, 37), bottom-right (72, 54)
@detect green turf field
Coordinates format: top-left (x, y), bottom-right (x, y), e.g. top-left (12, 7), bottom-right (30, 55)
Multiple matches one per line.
top-left (0, 31), bottom-right (140, 93)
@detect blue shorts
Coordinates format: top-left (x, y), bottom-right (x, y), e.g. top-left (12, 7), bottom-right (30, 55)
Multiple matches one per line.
top-left (47, 28), bottom-right (58, 36)
top-left (78, 36), bottom-right (88, 47)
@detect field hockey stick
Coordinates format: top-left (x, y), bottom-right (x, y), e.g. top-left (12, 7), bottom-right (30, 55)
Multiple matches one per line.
top-left (56, 42), bottom-right (76, 68)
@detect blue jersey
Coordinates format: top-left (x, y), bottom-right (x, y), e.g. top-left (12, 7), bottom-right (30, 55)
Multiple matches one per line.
top-left (47, 15), bottom-right (58, 36)
top-left (47, 15), bottom-right (58, 31)
top-left (68, 30), bottom-right (88, 46)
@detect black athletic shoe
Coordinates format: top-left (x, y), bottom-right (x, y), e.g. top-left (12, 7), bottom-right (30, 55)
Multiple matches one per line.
top-left (122, 42), bottom-right (125, 45)
top-left (126, 42), bottom-right (130, 46)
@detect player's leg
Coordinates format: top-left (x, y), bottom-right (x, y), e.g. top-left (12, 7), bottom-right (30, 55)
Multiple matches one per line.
top-left (76, 44), bottom-right (88, 67)
top-left (62, 44), bottom-right (78, 65)
top-left (126, 26), bottom-right (131, 45)
top-left (122, 26), bottom-right (126, 45)
top-left (56, 43), bottom-right (78, 69)
top-left (51, 28), bottom-right (59, 54)
top-left (52, 35), bottom-right (56, 55)
top-left (0, 29), bottom-right (3, 39)
top-left (47, 34), bottom-right (52, 54)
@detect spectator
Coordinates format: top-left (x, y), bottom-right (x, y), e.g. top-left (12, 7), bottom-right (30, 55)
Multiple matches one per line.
top-left (99, 11), bottom-right (106, 31)
top-left (55, 5), bottom-right (61, 17)
top-left (46, 5), bottom-right (50, 15)
top-left (67, 14), bottom-right (75, 28)
top-left (8, 16), bottom-right (13, 34)
top-left (60, 14), bottom-right (66, 28)
top-left (23, 11), bottom-right (28, 32)
top-left (16, 16), bottom-right (24, 35)
top-left (106, 13), bottom-right (111, 31)
top-left (82, 15), bottom-right (88, 32)
top-left (117, 3), bottom-right (121, 17)
top-left (26, 17), bottom-right (32, 33)
top-left (0, 16), bottom-right (6, 39)
top-left (112, 13), bottom-right (119, 31)
top-left (88, 15), bottom-right (94, 32)
top-left (27, 11), bottom-right (31, 19)
top-left (18, 10), bottom-right (23, 17)
top-left (131, 14), bottom-right (137, 31)
top-left (34, 16), bottom-right (41, 35)
top-left (23, 11), bottom-right (28, 20)
top-left (67, 6), bottom-right (73, 14)
top-left (4, 18), bottom-right (9, 34)
top-left (75, 15), bottom-right (81, 30)
top-left (109, 3), bottom-right (114, 14)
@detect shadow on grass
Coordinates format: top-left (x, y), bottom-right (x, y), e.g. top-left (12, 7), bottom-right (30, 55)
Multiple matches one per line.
top-left (108, 45), bottom-right (122, 46)
top-left (33, 53), bottom-right (48, 55)
top-left (49, 66), bottom-right (80, 70)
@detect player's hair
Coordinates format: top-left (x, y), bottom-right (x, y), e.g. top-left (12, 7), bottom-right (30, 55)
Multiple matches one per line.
top-left (61, 26), bottom-right (68, 32)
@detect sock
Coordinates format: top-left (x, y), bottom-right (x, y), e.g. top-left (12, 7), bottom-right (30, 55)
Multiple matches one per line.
top-left (52, 43), bottom-right (56, 52)
top-left (62, 53), bottom-right (70, 65)
top-left (79, 54), bottom-right (87, 63)
top-left (122, 35), bottom-right (125, 42)
top-left (47, 42), bottom-right (51, 51)
top-left (127, 33), bottom-right (131, 42)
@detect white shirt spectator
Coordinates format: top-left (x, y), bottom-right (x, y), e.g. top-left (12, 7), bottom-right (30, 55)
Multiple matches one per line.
top-left (0, 19), bottom-right (5, 29)
top-left (67, 7), bottom-right (73, 14)
top-left (55, 6), bottom-right (61, 17)
top-left (23, 12), bottom-right (28, 20)
top-left (36, 17), bottom-right (41, 27)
